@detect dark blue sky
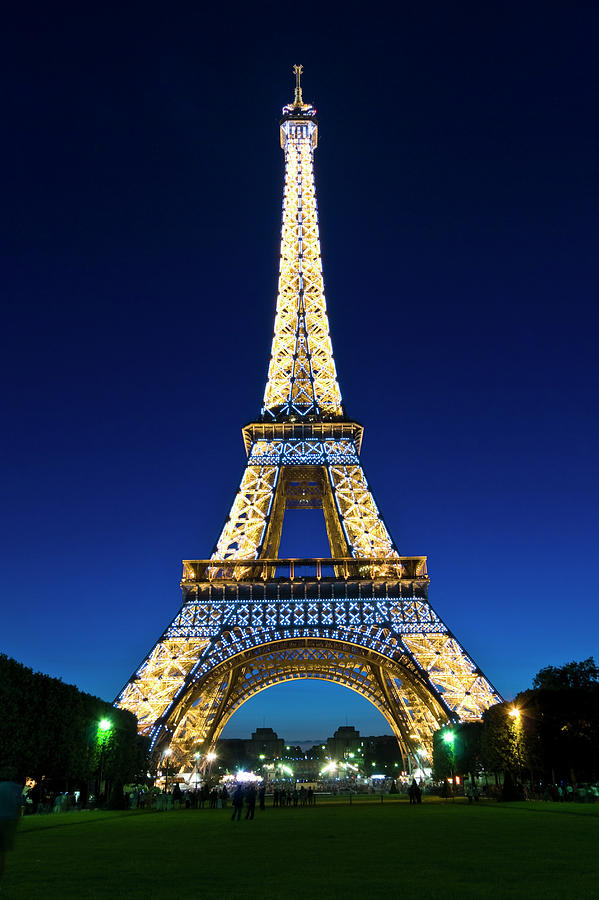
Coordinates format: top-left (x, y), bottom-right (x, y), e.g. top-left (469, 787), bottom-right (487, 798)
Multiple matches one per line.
top-left (2, 2), bottom-right (598, 742)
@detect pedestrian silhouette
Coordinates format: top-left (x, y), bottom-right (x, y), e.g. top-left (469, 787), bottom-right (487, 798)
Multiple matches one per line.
top-left (231, 785), bottom-right (244, 821)
top-left (245, 784), bottom-right (257, 820)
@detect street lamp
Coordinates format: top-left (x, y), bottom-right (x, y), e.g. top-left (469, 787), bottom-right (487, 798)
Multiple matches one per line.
top-left (205, 751), bottom-right (216, 781)
top-left (97, 718), bottom-right (113, 805)
top-left (442, 730), bottom-right (455, 747)
top-left (442, 730), bottom-right (456, 797)
top-left (191, 753), bottom-right (201, 794)
top-left (163, 748), bottom-right (172, 799)
top-left (509, 707), bottom-right (520, 720)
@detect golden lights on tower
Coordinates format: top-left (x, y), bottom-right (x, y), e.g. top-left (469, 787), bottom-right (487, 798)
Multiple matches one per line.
top-left (115, 67), bottom-right (502, 771)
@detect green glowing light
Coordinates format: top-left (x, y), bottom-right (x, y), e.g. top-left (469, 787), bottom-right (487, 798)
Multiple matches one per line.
top-left (98, 719), bottom-right (112, 732)
top-left (442, 730), bottom-right (455, 746)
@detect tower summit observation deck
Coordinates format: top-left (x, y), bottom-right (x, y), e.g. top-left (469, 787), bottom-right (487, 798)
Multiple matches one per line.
top-left (116, 68), bottom-right (501, 769)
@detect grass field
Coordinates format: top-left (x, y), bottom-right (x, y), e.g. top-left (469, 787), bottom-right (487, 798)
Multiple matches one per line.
top-left (3, 798), bottom-right (598, 898)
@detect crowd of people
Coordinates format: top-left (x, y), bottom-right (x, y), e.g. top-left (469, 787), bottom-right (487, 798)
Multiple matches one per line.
top-left (15, 776), bottom-right (599, 818)
top-left (125, 782), bottom-right (322, 815)
top-left (408, 779), bottom-right (423, 804)
top-left (273, 786), bottom-right (315, 807)
top-left (24, 785), bottom-right (88, 815)
top-left (19, 779), bottom-right (426, 814)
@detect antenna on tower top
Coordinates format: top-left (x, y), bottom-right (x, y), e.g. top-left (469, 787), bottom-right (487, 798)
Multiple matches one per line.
top-left (293, 64), bottom-right (304, 107)
top-left (282, 63), bottom-right (315, 119)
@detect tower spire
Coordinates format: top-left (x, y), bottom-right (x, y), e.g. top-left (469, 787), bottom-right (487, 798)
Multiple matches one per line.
top-left (293, 63), bottom-right (303, 107)
top-left (263, 69), bottom-right (343, 421)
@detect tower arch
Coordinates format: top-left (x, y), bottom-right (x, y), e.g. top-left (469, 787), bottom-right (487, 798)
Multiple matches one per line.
top-left (157, 634), bottom-right (451, 768)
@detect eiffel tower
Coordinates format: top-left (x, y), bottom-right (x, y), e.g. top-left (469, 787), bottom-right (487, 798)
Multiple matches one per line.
top-left (116, 66), bottom-right (501, 770)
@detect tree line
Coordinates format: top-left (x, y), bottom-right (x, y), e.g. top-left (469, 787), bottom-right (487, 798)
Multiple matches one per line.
top-left (2, 653), bottom-right (597, 799)
top-left (433, 658), bottom-right (599, 793)
top-left (0, 654), bottom-right (148, 803)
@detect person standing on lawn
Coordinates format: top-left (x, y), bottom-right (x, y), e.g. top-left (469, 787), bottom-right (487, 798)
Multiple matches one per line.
top-left (0, 770), bottom-right (23, 881)
top-left (245, 784), bottom-right (257, 820)
top-left (231, 785), bottom-right (244, 821)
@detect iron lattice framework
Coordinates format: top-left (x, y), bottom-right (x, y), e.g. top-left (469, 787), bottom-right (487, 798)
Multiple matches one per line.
top-left (116, 67), bottom-right (501, 770)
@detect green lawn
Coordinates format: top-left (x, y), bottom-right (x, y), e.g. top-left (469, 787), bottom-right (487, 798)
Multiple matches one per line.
top-left (3, 800), bottom-right (598, 898)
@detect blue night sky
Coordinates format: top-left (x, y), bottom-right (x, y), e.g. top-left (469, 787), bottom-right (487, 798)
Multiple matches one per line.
top-left (2, 3), bottom-right (598, 743)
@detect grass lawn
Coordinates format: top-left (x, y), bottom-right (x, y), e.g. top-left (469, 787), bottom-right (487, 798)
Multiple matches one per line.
top-left (3, 799), bottom-right (598, 898)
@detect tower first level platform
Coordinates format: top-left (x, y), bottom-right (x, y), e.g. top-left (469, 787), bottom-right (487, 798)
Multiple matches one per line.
top-left (118, 558), bottom-right (499, 767)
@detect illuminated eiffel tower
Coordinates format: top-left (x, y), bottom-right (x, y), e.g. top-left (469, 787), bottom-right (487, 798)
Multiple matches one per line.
top-left (117, 67), bottom-right (501, 769)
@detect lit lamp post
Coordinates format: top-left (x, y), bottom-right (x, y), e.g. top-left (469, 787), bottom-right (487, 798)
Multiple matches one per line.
top-left (97, 718), bottom-right (113, 806)
top-left (192, 752), bottom-right (201, 793)
top-left (408, 732), bottom-right (420, 776)
top-left (206, 751), bottom-right (216, 781)
top-left (163, 748), bottom-right (172, 802)
top-left (508, 706), bottom-right (522, 789)
top-left (442, 730), bottom-right (456, 798)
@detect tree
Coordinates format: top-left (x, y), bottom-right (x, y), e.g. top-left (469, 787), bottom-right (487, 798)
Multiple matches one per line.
top-left (477, 658), bottom-right (599, 791)
top-left (480, 703), bottom-right (530, 786)
top-left (527, 658), bottom-right (599, 783)
top-left (0, 654), bottom-right (148, 790)
top-left (533, 658), bottom-right (599, 691)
